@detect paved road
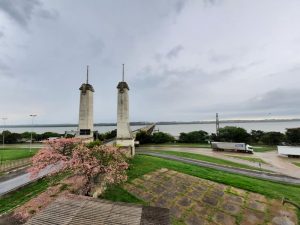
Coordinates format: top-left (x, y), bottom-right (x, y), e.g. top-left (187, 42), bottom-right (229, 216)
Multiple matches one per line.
top-left (137, 151), bottom-right (300, 185)
top-left (137, 146), bottom-right (300, 179)
top-left (256, 151), bottom-right (300, 178)
top-left (0, 165), bottom-right (57, 196)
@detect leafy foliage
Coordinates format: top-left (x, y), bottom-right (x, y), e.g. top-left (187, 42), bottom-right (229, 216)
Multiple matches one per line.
top-left (250, 130), bottom-right (265, 143)
top-left (0, 131), bottom-right (63, 144)
top-left (179, 130), bottom-right (208, 143)
top-left (135, 131), bottom-right (152, 144)
top-left (0, 131), bottom-right (21, 144)
top-left (97, 129), bottom-right (117, 141)
top-left (285, 128), bottom-right (300, 145)
top-left (217, 126), bottom-right (250, 143)
top-left (29, 138), bottom-right (128, 196)
top-left (260, 132), bottom-right (285, 145)
top-left (135, 131), bottom-right (175, 144)
top-left (151, 132), bottom-right (175, 144)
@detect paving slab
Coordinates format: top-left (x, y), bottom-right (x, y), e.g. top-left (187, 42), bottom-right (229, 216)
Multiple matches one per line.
top-left (25, 195), bottom-right (170, 225)
top-left (124, 168), bottom-right (298, 225)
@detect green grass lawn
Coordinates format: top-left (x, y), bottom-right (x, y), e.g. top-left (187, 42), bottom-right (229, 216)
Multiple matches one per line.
top-left (102, 155), bottom-right (300, 221)
top-left (142, 150), bottom-right (267, 171)
top-left (141, 143), bottom-right (211, 148)
top-left (225, 154), bottom-right (268, 164)
top-left (0, 148), bottom-right (38, 162)
top-left (0, 173), bottom-right (67, 214)
top-left (252, 145), bottom-right (276, 152)
top-left (293, 162), bottom-right (300, 168)
top-left (1, 154), bottom-right (300, 220)
top-left (142, 143), bottom-right (277, 152)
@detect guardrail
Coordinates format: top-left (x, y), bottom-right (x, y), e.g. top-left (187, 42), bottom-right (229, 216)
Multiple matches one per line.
top-left (0, 158), bottom-right (31, 173)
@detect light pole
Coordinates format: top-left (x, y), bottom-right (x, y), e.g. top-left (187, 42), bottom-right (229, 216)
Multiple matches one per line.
top-left (30, 114), bottom-right (37, 153)
top-left (2, 118), bottom-right (7, 149)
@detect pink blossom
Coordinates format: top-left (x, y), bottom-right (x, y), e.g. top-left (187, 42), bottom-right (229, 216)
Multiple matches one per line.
top-left (29, 139), bottom-right (129, 196)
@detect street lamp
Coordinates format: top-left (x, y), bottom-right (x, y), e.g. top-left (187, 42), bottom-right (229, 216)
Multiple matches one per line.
top-left (30, 114), bottom-right (37, 153)
top-left (2, 118), bottom-right (7, 149)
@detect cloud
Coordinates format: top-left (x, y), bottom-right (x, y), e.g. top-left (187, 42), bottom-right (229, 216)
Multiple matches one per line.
top-left (209, 53), bottom-right (231, 63)
top-left (166, 45), bottom-right (184, 59)
top-left (194, 88), bottom-right (300, 119)
top-left (1, 0), bottom-right (300, 123)
top-left (0, 0), bottom-right (58, 27)
top-left (247, 89), bottom-right (300, 111)
top-left (174, 0), bottom-right (186, 14)
top-left (0, 59), bottom-right (12, 77)
top-left (87, 37), bottom-right (105, 58)
top-left (36, 8), bottom-right (59, 20)
top-left (0, 30), bottom-right (3, 38)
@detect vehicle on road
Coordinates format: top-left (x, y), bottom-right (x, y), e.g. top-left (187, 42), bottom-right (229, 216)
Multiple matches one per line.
top-left (211, 142), bottom-right (254, 154)
top-left (277, 146), bottom-right (300, 158)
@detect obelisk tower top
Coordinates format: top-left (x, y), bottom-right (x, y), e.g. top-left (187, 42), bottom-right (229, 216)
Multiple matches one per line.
top-left (86, 65), bottom-right (89, 84)
top-left (80, 65), bottom-right (94, 93)
top-left (122, 64), bottom-right (124, 82)
top-left (117, 64), bottom-right (129, 91)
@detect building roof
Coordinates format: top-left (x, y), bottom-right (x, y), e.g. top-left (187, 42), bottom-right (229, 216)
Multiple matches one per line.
top-left (25, 196), bottom-right (170, 225)
top-left (117, 81), bottom-right (130, 91)
top-left (79, 83), bottom-right (95, 93)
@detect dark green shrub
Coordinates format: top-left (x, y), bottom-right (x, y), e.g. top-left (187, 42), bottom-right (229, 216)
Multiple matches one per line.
top-left (179, 130), bottom-right (208, 143)
top-left (218, 126), bottom-right (250, 143)
top-left (285, 128), bottom-right (300, 145)
top-left (260, 132), bottom-right (285, 145)
top-left (151, 132), bottom-right (175, 144)
top-left (135, 131), bottom-right (152, 144)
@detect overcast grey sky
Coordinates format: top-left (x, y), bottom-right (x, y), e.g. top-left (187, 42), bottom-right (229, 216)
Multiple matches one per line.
top-left (1, 0), bottom-right (300, 124)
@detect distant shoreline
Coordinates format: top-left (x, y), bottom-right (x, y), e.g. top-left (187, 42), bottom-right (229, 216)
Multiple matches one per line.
top-left (1, 119), bottom-right (300, 128)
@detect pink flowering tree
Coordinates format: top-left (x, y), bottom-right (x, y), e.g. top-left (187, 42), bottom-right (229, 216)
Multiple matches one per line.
top-left (29, 138), bottom-right (129, 196)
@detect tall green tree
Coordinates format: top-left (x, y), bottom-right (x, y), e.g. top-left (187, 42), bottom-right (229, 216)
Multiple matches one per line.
top-left (250, 130), bottom-right (265, 143)
top-left (285, 128), bottom-right (300, 145)
top-left (218, 126), bottom-right (250, 143)
top-left (179, 130), bottom-right (208, 143)
top-left (135, 131), bottom-right (152, 144)
top-left (151, 132), bottom-right (175, 144)
top-left (260, 132), bottom-right (285, 145)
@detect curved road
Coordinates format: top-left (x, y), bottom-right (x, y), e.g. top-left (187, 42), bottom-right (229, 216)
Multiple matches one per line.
top-left (0, 165), bottom-right (58, 196)
top-left (137, 146), bottom-right (300, 179)
top-left (137, 150), bottom-right (300, 185)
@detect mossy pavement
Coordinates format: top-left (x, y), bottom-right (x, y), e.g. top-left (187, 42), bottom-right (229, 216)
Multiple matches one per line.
top-left (124, 168), bottom-right (298, 225)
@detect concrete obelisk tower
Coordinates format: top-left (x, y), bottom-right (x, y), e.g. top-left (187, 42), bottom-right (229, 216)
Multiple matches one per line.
top-left (116, 64), bottom-right (135, 155)
top-left (77, 66), bottom-right (94, 141)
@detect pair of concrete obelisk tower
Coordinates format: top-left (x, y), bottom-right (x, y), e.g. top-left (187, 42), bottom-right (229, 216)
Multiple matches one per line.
top-left (77, 65), bottom-right (134, 155)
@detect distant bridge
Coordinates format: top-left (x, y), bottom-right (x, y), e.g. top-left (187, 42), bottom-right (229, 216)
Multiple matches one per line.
top-left (132, 123), bottom-right (156, 138)
top-left (103, 123), bottom-right (156, 145)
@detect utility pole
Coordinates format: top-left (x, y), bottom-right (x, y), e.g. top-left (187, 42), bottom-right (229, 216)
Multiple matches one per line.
top-left (30, 114), bottom-right (37, 153)
top-left (216, 113), bottom-right (220, 136)
top-left (2, 118), bottom-right (7, 149)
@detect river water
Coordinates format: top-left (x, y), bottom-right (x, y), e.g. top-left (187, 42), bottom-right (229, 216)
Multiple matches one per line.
top-left (2, 121), bottom-right (300, 137)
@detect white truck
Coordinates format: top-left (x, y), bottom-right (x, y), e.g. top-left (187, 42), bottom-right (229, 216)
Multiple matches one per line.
top-left (211, 142), bottom-right (254, 154)
top-left (277, 146), bottom-right (300, 158)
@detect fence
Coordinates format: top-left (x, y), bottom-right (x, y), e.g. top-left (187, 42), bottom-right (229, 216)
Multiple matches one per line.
top-left (0, 158), bottom-right (31, 172)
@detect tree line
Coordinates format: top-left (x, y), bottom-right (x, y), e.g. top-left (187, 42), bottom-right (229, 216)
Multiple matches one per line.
top-left (1, 126), bottom-right (299, 146)
top-left (136, 126), bottom-right (300, 145)
top-left (0, 131), bottom-right (65, 144)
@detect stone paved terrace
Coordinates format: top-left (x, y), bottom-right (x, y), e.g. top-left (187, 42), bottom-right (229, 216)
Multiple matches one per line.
top-left (124, 168), bottom-right (298, 225)
top-left (25, 196), bottom-right (170, 225)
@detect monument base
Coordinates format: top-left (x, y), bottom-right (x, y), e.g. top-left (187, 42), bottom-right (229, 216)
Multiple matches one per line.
top-left (116, 138), bottom-right (135, 156)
